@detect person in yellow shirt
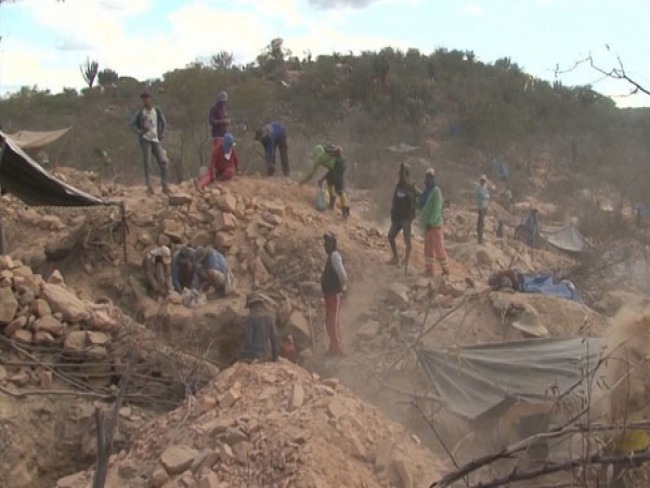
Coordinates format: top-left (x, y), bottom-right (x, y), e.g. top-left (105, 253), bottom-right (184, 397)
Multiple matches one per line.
top-left (301, 144), bottom-right (350, 219)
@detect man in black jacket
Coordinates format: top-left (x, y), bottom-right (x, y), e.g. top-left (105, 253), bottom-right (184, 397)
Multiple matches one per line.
top-left (321, 232), bottom-right (348, 356)
top-left (388, 163), bottom-right (418, 270)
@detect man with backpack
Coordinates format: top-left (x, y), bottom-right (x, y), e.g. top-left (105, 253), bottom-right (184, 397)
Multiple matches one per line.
top-left (388, 163), bottom-right (418, 270)
top-left (255, 122), bottom-right (290, 176)
top-left (301, 144), bottom-right (350, 219)
top-left (129, 91), bottom-right (171, 196)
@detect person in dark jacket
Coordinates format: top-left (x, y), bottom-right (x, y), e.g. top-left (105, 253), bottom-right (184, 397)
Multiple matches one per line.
top-left (208, 91), bottom-right (230, 140)
top-left (171, 246), bottom-right (196, 292)
top-left (242, 293), bottom-right (279, 362)
top-left (321, 232), bottom-right (348, 356)
top-left (388, 163), bottom-right (418, 269)
top-left (255, 122), bottom-right (290, 176)
top-left (129, 91), bottom-right (170, 196)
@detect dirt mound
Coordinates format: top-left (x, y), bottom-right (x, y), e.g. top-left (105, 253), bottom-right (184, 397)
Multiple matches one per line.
top-left (57, 361), bottom-right (446, 488)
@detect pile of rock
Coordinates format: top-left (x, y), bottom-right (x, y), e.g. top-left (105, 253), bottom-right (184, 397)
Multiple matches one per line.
top-left (0, 256), bottom-right (120, 388)
top-left (56, 361), bottom-right (445, 488)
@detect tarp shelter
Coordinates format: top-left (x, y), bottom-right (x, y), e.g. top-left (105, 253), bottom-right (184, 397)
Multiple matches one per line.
top-left (540, 223), bottom-right (587, 253)
top-left (417, 337), bottom-right (604, 422)
top-left (0, 131), bottom-right (104, 206)
top-left (5, 128), bottom-right (70, 150)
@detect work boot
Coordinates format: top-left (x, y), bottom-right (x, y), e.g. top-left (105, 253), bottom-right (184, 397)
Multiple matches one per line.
top-left (341, 206), bottom-right (351, 219)
top-left (267, 166), bottom-right (275, 177)
top-left (328, 196), bottom-right (337, 210)
top-left (146, 187), bottom-right (155, 197)
top-left (387, 256), bottom-right (399, 266)
top-left (162, 185), bottom-right (171, 195)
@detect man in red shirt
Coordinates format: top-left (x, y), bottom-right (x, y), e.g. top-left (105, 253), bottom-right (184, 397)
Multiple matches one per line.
top-left (195, 133), bottom-right (240, 190)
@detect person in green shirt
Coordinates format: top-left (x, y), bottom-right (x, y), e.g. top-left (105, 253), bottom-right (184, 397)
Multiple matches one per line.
top-left (301, 144), bottom-right (350, 219)
top-left (419, 168), bottom-right (449, 277)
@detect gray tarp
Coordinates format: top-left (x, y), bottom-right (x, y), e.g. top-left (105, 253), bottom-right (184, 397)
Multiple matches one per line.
top-left (0, 131), bottom-right (105, 206)
top-left (540, 223), bottom-right (586, 253)
top-left (417, 337), bottom-right (604, 421)
top-left (5, 128), bottom-right (70, 150)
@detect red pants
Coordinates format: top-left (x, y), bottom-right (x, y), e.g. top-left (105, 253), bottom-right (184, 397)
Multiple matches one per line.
top-left (424, 227), bottom-right (449, 276)
top-left (198, 166), bottom-right (234, 189)
top-left (324, 294), bottom-right (344, 355)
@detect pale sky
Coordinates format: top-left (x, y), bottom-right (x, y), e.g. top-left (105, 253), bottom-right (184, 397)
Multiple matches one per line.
top-left (0, 0), bottom-right (648, 108)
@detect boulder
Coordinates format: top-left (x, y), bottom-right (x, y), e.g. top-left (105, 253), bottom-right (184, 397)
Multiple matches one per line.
top-left (476, 249), bottom-right (493, 267)
top-left (215, 212), bottom-right (237, 232)
top-left (45, 225), bottom-right (85, 261)
top-left (88, 331), bottom-right (111, 345)
top-left (197, 471), bottom-right (220, 488)
top-left (33, 330), bottom-right (56, 345)
top-left (34, 316), bottom-right (64, 335)
top-left (262, 201), bottom-right (286, 216)
top-left (387, 283), bottom-right (410, 310)
top-left (163, 219), bottom-right (184, 243)
top-left (151, 467), bottom-right (170, 488)
top-left (168, 193), bottom-right (193, 206)
top-left (64, 330), bottom-right (87, 354)
top-left (30, 298), bottom-right (51, 317)
top-left (219, 381), bottom-right (242, 409)
top-left (288, 382), bottom-right (305, 411)
top-left (12, 329), bottom-right (32, 344)
top-left (287, 310), bottom-right (311, 346)
top-left (215, 232), bottom-right (235, 250)
top-left (4, 316), bottom-right (27, 337)
top-left (357, 320), bottom-right (381, 341)
top-left (0, 286), bottom-right (18, 324)
top-left (252, 257), bottom-right (271, 286)
top-left (89, 310), bottom-right (118, 332)
top-left (47, 270), bottom-right (65, 286)
top-left (160, 445), bottom-right (199, 475)
top-left (191, 230), bottom-right (212, 248)
top-left (42, 284), bottom-right (90, 323)
top-left (217, 194), bottom-right (237, 214)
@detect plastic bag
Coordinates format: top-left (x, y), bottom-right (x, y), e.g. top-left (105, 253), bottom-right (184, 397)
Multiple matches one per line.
top-left (315, 186), bottom-right (327, 212)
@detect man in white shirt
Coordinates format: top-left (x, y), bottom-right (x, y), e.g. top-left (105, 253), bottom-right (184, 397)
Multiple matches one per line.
top-left (130, 91), bottom-right (170, 196)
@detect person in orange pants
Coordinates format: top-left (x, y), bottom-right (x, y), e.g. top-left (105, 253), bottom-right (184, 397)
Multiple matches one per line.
top-left (418, 168), bottom-right (449, 277)
top-left (320, 232), bottom-right (348, 356)
top-left (195, 133), bottom-right (239, 190)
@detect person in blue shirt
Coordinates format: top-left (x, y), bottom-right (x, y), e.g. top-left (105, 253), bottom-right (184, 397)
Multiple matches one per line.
top-left (242, 293), bottom-right (279, 363)
top-left (194, 246), bottom-right (233, 296)
top-left (254, 122), bottom-right (289, 177)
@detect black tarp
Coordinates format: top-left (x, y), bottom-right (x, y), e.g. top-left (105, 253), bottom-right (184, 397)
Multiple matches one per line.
top-left (0, 131), bottom-right (105, 207)
top-left (417, 337), bottom-right (604, 421)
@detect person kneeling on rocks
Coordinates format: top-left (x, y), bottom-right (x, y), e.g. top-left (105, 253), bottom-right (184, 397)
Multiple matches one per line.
top-left (242, 293), bottom-right (279, 363)
top-left (194, 246), bottom-right (233, 296)
top-left (171, 246), bottom-right (197, 293)
top-left (143, 245), bottom-right (172, 298)
top-left (195, 133), bottom-right (240, 190)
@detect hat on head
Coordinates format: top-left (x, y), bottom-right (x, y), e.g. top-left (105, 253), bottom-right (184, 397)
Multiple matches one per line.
top-left (425, 168), bottom-right (435, 177)
top-left (480, 174), bottom-right (487, 181)
top-left (246, 293), bottom-right (265, 308)
top-left (223, 133), bottom-right (235, 153)
top-left (159, 246), bottom-right (171, 265)
top-left (323, 231), bottom-right (337, 245)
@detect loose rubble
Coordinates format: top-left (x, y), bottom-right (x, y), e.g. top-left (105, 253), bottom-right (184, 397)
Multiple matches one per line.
top-left (56, 361), bottom-right (445, 488)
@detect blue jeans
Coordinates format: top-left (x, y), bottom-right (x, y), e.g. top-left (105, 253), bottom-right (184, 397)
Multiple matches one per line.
top-left (140, 139), bottom-right (168, 190)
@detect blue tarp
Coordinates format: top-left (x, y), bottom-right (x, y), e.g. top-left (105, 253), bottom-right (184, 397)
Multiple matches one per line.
top-left (521, 275), bottom-right (582, 303)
